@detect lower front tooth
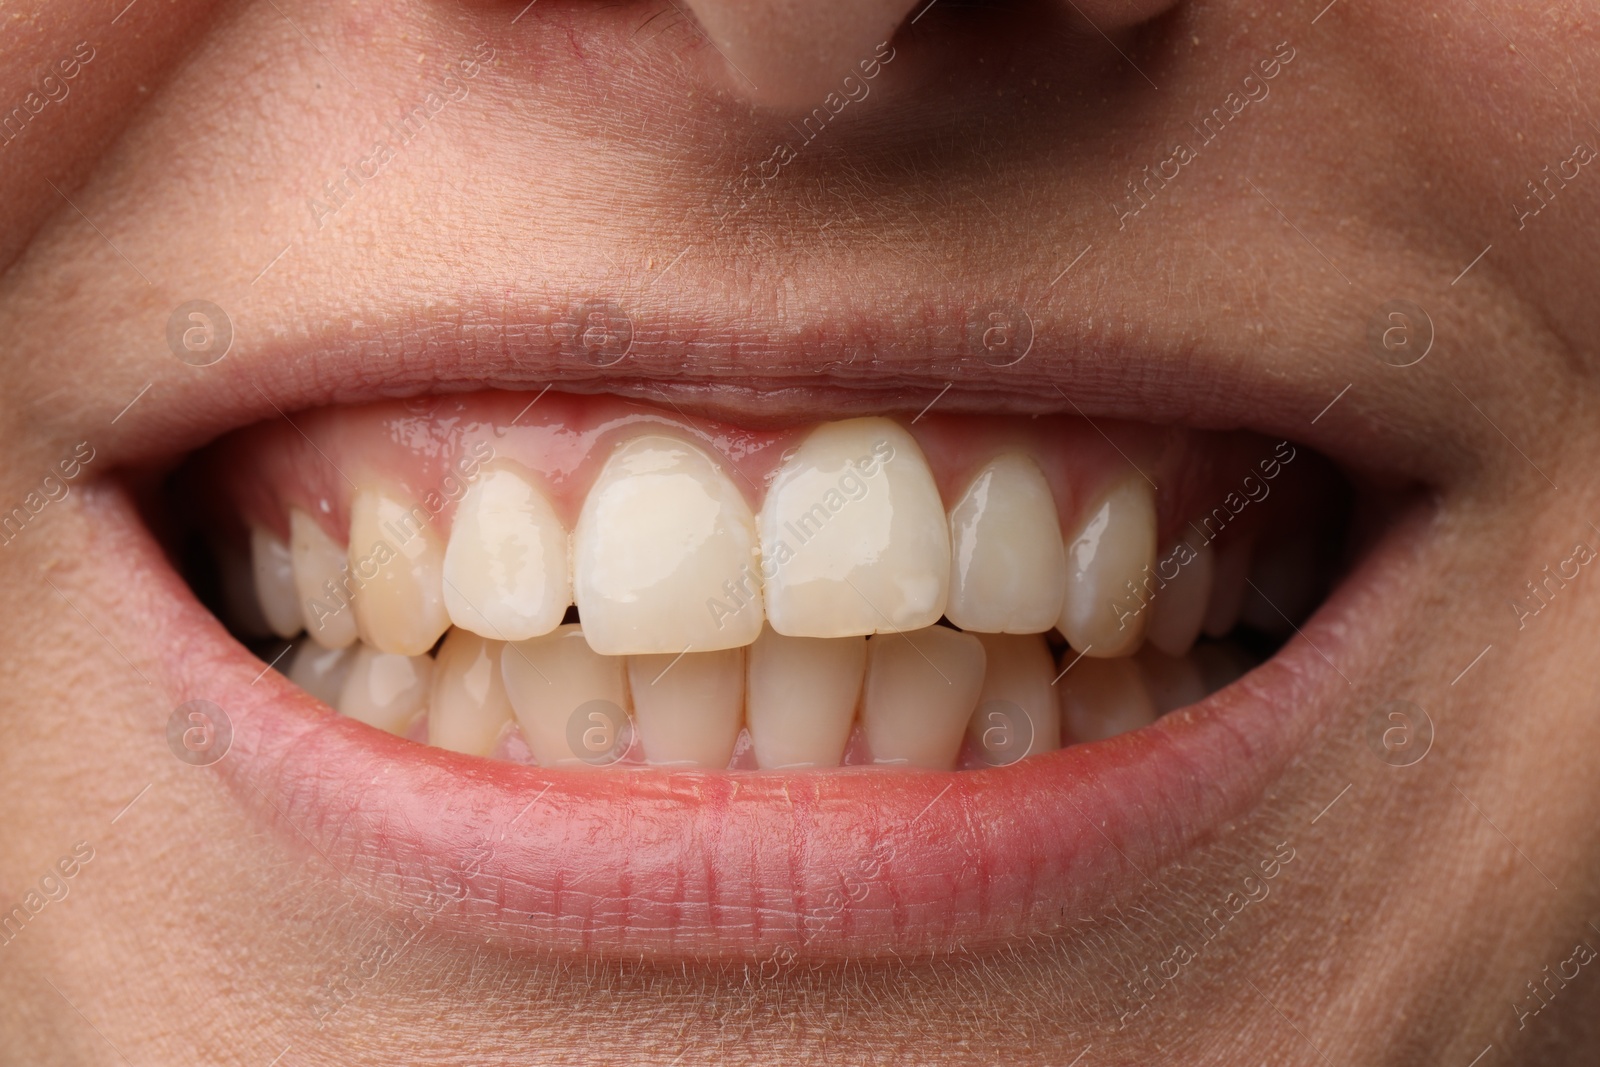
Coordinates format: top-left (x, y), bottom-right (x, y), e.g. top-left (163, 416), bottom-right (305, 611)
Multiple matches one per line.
top-left (1057, 477), bottom-right (1157, 658)
top-left (287, 639), bottom-right (357, 707)
top-left (745, 626), bottom-right (865, 769)
top-left (251, 526), bottom-right (302, 640)
top-left (290, 509), bottom-right (357, 649)
top-left (501, 624), bottom-right (631, 768)
top-left (348, 488), bottom-right (451, 656)
top-left (627, 647), bottom-right (743, 768)
top-left (1145, 541), bottom-right (1214, 657)
top-left (1058, 656), bottom-right (1157, 743)
top-left (968, 632), bottom-right (1060, 764)
top-left (428, 629), bottom-right (515, 756)
top-left (861, 628), bottom-right (986, 770)
top-left (337, 644), bottom-right (434, 736)
top-left (1136, 647), bottom-right (1206, 715)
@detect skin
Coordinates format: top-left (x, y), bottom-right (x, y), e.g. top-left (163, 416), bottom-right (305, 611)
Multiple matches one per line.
top-left (1, 0), bottom-right (1599, 1063)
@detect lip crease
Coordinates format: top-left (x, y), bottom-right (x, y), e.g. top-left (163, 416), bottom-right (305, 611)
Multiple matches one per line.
top-left (99, 422), bottom-right (1427, 957)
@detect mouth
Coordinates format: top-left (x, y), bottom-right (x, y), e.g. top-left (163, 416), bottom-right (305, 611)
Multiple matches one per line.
top-left (84, 300), bottom-right (1425, 963)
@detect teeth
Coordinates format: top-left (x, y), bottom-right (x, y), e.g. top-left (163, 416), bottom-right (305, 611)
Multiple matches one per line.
top-left (348, 487), bottom-right (451, 656)
top-left (1201, 535), bottom-right (1252, 638)
top-left (760, 418), bottom-right (950, 638)
top-left (336, 644), bottom-right (434, 736)
top-left (861, 628), bottom-right (986, 769)
top-left (1056, 477), bottom-right (1157, 658)
top-left (442, 467), bottom-right (570, 643)
top-left (1145, 541), bottom-right (1215, 657)
top-left (1058, 655), bottom-right (1157, 743)
top-left (501, 624), bottom-right (631, 768)
top-left (286, 639), bottom-right (357, 707)
top-left (946, 455), bottom-right (1067, 634)
top-left (1136, 647), bottom-right (1207, 715)
top-left (745, 625), bottom-right (865, 769)
top-left (573, 435), bottom-right (763, 655)
top-left (250, 526), bottom-right (302, 639)
top-left (216, 538), bottom-right (271, 638)
top-left (967, 632), bottom-right (1060, 764)
top-left (627, 647), bottom-right (744, 767)
top-left (290, 509), bottom-right (358, 649)
top-left (428, 629), bottom-right (515, 756)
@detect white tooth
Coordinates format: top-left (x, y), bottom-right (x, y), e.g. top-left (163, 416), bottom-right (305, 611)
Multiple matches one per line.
top-left (1201, 535), bottom-right (1252, 638)
top-left (1058, 655), bottom-right (1157, 743)
top-left (337, 644), bottom-right (433, 736)
top-left (627, 647), bottom-right (743, 768)
top-left (1145, 541), bottom-right (1214, 657)
top-left (216, 538), bottom-right (271, 638)
top-left (573, 435), bottom-right (763, 655)
top-left (1136, 647), bottom-right (1207, 715)
top-left (967, 632), bottom-right (1060, 765)
top-left (428, 629), bottom-right (515, 756)
top-left (946, 454), bottom-right (1067, 634)
top-left (501, 624), bottom-right (632, 768)
top-left (760, 418), bottom-right (950, 638)
top-left (861, 628), bottom-right (985, 769)
top-left (348, 487), bottom-right (451, 656)
top-left (251, 526), bottom-right (302, 639)
top-left (290, 509), bottom-right (358, 649)
top-left (286, 639), bottom-right (357, 706)
top-left (443, 467), bottom-right (570, 642)
top-left (1056, 477), bottom-right (1157, 658)
top-left (745, 625), bottom-right (864, 768)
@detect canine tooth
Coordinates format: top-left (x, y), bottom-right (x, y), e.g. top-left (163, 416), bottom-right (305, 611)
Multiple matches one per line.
top-left (443, 467), bottom-right (569, 642)
top-left (501, 624), bottom-right (631, 768)
top-left (967, 632), bottom-right (1060, 764)
top-left (290, 509), bottom-right (357, 649)
top-left (1058, 656), bottom-right (1157, 743)
top-left (1136, 647), bottom-right (1207, 715)
top-left (348, 487), bottom-right (451, 656)
top-left (861, 628), bottom-right (985, 769)
top-left (337, 644), bottom-right (433, 736)
top-left (573, 435), bottom-right (763, 655)
top-left (760, 418), bottom-right (949, 638)
top-left (1145, 541), bottom-right (1214, 657)
top-left (287, 639), bottom-right (356, 707)
top-left (627, 647), bottom-right (744, 767)
top-left (251, 526), bottom-right (302, 639)
top-left (745, 626), bottom-right (864, 768)
top-left (428, 629), bottom-right (515, 756)
top-left (1056, 477), bottom-right (1156, 658)
top-left (1201, 536), bottom-right (1252, 638)
top-left (946, 455), bottom-right (1067, 634)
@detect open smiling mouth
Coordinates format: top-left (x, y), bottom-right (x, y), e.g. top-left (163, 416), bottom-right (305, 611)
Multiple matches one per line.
top-left (101, 347), bottom-right (1423, 962)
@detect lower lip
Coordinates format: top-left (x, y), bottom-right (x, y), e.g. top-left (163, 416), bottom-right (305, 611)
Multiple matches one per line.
top-left (119, 481), bottom-right (1417, 960)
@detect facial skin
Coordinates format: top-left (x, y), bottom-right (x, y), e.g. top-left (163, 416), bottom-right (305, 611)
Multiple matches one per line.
top-left (1, 0), bottom-right (1599, 1063)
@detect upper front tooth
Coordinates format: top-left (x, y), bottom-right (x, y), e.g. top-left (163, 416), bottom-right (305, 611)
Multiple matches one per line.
top-left (1057, 476), bottom-right (1157, 658)
top-left (428, 629), bottom-right (515, 756)
top-left (1145, 540), bottom-right (1214, 657)
top-left (250, 526), bottom-right (302, 639)
top-left (443, 466), bottom-right (570, 642)
top-left (968, 632), bottom-right (1060, 764)
top-left (348, 487), bottom-right (451, 656)
top-left (501, 624), bottom-right (632, 768)
top-left (760, 418), bottom-right (950, 639)
top-left (946, 454), bottom-right (1067, 633)
top-left (336, 644), bottom-right (434, 736)
top-left (573, 435), bottom-right (764, 656)
top-left (861, 627), bottom-right (986, 769)
top-left (627, 647), bottom-right (744, 768)
top-left (290, 509), bottom-right (357, 649)
top-left (745, 625), bottom-right (865, 769)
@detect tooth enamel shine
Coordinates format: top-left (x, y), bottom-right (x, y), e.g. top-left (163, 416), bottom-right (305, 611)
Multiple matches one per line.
top-left (290, 509), bottom-right (357, 649)
top-left (443, 466), bottom-right (570, 643)
top-left (1057, 477), bottom-right (1157, 658)
top-left (946, 454), bottom-right (1067, 634)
